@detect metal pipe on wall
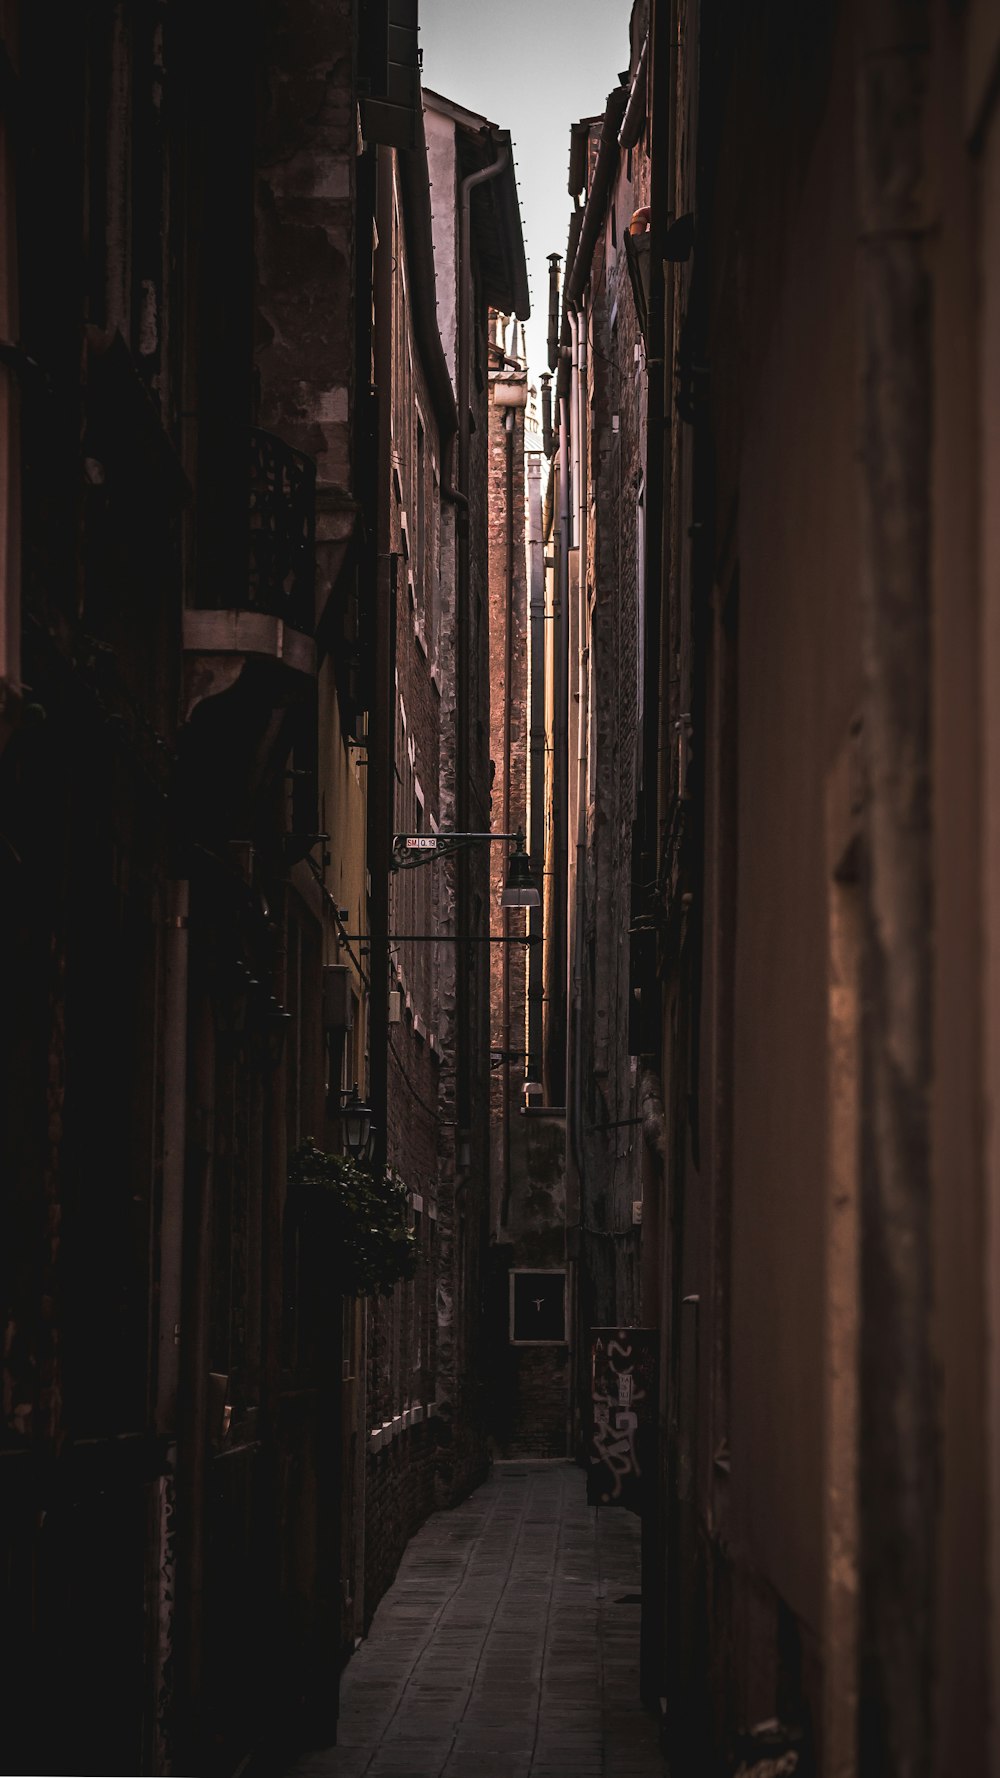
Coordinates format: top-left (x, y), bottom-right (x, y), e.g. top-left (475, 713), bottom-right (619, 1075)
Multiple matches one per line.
top-left (571, 308), bottom-right (589, 1186)
top-left (152, 876), bottom-right (190, 1768)
top-left (855, 4), bottom-right (935, 1771)
top-left (456, 141), bottom-right (510, 1133)
top-left (547, 252), bottom-right (561, 374)
top-left (176, 990), bottom-right (216, 1765)
top-left (544, 397), bottom-right (570, 1106)
top-left (501, 404), bottom-right (515, 1226)
top-left (527, 453), bottom-right (546, 1080)
top-left (368, 144), bottom-right (395, 1175)
top-left (565, 314), bottom-right (581, 1167)
top-left (157, 878), bottom-right (190, 1440)
top-left (641, 0), bottom-right (677, 1721)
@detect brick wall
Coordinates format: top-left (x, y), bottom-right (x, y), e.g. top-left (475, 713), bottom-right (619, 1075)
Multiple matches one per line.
top-left (364, 155), bottom-right (447, 1624)
top-left (577, 127), bottom-right (651, 1334)
top-left (483, 329), bottom-right (571, 1461)
top-left (363, 1419), bottom-right (438, 1623)
top-left (487, 337), bottom-right (529, 1179)
top-left (362, 156), bottom-right (492, 1627)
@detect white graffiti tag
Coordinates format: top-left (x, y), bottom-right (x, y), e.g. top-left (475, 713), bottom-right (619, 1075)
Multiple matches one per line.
top-left (591, 1400), bottom-right (641, 1498)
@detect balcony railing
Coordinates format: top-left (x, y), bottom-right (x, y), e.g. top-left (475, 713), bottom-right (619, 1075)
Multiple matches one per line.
top-left (248, 427), bottom-right (316, 635)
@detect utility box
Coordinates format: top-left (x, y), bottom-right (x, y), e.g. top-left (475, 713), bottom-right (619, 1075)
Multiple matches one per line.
top-left (323, 964), bottom-right (354, 1033)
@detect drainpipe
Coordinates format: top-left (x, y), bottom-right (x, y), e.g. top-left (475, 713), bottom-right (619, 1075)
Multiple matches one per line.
top-left (0, 66), bottom-right (21, 721)
top-left (570, 311), bottom-right (582, 550)
top-left (641, 0), bottom-right (675, 1723)
top-left (545, 394), bottom-right (570, 1107)
top-left (456, 139), bottom-right (510, 1134)
top-left (547, 253), bottom-right (561, 374)
top-left (527, 454), bottom-right (545, 1080)
top-left (152, 877), bottom-right (189, 1769)
top-left (569, 307), bottom-right (589, 1188)
top-left (156, 880), bottom-right (190, 1436)
top-left (855, 5), bottom-right (934, 1774)
top-left (540, 372), bottom-right (553, 459)
top-left (501, 404), bottom-right (515, 1225)
top-left (619, 32), bottom-right (649, 153)
top-left (369, 145), bottom-right (394, 1176)
top-left (565, 316), bottom-right (580, 1165)
top-left (176, 991), bottom-right (215, 1766)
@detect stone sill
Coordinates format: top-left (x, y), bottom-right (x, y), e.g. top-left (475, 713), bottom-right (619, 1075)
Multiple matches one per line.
top-left (182, 609), bottom-right (316, 676)
top-left (368, 1400), bottom-right (437, 1453)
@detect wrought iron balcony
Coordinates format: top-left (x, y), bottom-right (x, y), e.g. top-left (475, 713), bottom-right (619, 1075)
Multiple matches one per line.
top-left (182, 430), bottom-right (318, 717)
top-left (248, 427), bottom-right (317, 635)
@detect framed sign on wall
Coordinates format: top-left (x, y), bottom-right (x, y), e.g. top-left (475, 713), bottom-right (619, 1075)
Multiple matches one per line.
top-left (509, 1269), bottom-right (567, 1344)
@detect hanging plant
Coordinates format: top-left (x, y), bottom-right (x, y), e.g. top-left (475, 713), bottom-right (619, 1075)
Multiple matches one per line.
top-left (288, 1139), bottom-right (417, 1298)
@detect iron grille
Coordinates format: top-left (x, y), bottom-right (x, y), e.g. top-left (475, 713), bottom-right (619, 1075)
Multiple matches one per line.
top-left (248, 427), bottom-right (316, 634)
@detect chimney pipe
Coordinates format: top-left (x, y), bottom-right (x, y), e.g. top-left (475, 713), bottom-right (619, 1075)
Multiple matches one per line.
top-left (547, 253), bottom-right (561, 372)
top-left (540, 372), bottom-right (553, 457)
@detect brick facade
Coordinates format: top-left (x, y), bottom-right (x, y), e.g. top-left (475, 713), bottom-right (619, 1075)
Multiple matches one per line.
top-left (0, 13), bottom-right (526, 1770)
top-left (361, 103), bottom-right (523, 1622)
top-left (485, 325), bottom-right (571, 1459)
top-left (364, 159), bottom-right (446, 1619)
top-left (576, 101), bottom-right (650, 1345)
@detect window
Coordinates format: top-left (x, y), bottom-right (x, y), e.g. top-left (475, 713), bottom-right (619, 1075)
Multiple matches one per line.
top-left (510, 1270), bottom-right (568, 1344)
top-left (429, 462), bottom-right (440, 663)
top-left (416, 416), bottom-right (425, 612)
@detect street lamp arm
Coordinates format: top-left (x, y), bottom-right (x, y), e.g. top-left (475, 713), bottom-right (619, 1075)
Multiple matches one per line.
top-left (389, 827), bottom-right (541, 910)
top-left (391, 828), bottom-right (524, 869)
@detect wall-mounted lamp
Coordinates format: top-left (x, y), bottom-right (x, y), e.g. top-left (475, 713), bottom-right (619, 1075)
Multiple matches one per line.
top-left (391, 826), bottom-right (540, 910)
top-left (340, 1086), bottom-right (374, 1163)
top-left (501, 833), bottom-right (540, 909)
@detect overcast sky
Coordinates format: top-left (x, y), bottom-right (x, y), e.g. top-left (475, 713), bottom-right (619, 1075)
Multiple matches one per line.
top-left (419, 0), bottom-right (633, 384)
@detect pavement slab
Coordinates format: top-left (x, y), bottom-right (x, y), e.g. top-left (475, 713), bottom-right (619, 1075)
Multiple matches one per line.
top-left (286, 1460), bottom-right (662, 1778)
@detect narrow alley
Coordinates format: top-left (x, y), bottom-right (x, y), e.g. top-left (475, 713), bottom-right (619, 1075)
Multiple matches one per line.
top-left (7, 1), bottom-right (1000, 1775)
top-left (293, 1464), bottom-right (661, 1778)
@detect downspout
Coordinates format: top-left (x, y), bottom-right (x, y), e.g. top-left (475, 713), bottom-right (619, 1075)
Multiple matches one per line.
top-left (456, 138), bottom-right (510, 1133)
top-left (501, 405), bottom-right (515, 1226)
top-left (369, 144), bottom-right (394, 1176)
top-left (540, 372), bottom-right (553, 460)
top-left (644, 6), bottom-right (672, 871)
top-left (569, 311), bottom-right (581, 548)
top-left (0, 59), bottom-right (21, 722)
top-left (153, 877), bottom-right (190, 1769)
top-left (527, 457), bottom-right (546, 1080)
top-left (571, 307), bottom-right (589, 1186)
top-left (639, 1063), bottom-right (667, 1324)
top-left (156, 881), bottom-right (190, 1436)
top-left (855, 6), bottom-right (934, 1774)
top-left (547, 252), bottom-right (561, 373)
top-left (640, 0), bottom-right (675, 1723)
top-left (565, 313), bottom-right (580, 1159)
top-left (546, 393), bottom-right (570, 1106)
top-left (618, 32), bottom-right (650, 153)
top-left (176, 989), bottom-right (215, 1766)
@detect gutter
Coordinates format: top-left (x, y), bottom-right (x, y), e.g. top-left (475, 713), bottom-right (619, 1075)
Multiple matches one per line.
top-left (399, 102), bottom-right (459, 440)
top-left (553, 87), bottom-right (628, 417)
top-left (563, 86), bottom-right (628, 311)
top-left (555, 211), bottom-right (584, 412)
top-left (619, 32), bottom-right (649, 151)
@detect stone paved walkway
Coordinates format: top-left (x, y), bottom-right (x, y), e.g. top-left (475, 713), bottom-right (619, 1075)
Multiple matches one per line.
top-left (289, 1460), bottom-right (663, 1778)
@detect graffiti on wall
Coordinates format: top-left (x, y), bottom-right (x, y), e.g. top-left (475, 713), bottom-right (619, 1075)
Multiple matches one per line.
top-left (587, 1327), bottom-right (657, 1514)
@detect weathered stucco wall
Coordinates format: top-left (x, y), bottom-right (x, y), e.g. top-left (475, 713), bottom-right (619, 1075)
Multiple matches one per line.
top-left (424, 104), bottom-right (458, 395)
top-left (723, 18), bottom-right (860, 1636)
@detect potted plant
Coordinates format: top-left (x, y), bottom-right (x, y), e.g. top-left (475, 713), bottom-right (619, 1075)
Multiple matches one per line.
top-left (288, 1139), bottom-right (417, 1298)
